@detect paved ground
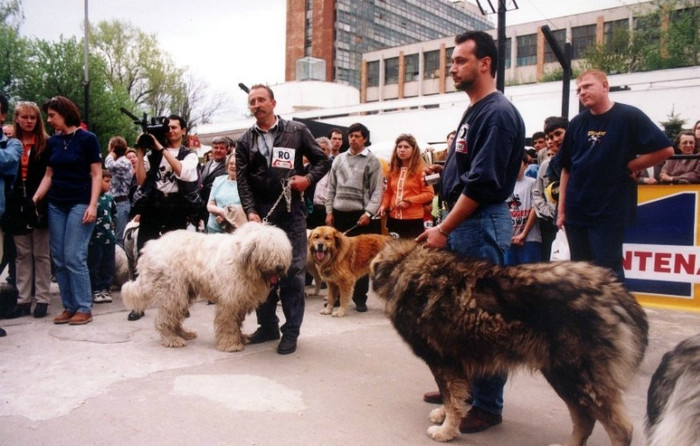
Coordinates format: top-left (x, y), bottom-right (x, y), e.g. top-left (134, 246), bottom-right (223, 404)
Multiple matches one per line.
top-left (1, 282), bottom-right (698, 446)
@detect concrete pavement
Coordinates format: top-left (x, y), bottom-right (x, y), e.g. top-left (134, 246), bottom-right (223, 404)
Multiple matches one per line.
top-left (1, 282), bottom-right (698, 446)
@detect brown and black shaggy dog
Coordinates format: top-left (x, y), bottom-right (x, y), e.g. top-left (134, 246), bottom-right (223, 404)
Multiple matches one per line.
top-left (370, 240), bottom-right (649, 445)
top-left (122, 222), bottom-right (292, 352)
top-left (308, 225), bottom-right (391, 317)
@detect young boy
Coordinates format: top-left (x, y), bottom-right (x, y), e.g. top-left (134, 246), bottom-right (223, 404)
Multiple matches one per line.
top-left (88, 170), bottom-right (117, 303)
top-left (505, 151), bottom-right (541, 266)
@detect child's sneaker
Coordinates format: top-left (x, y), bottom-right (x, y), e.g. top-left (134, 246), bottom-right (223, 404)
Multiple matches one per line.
top-left (101, 290), bottom-right (113, 303)
top-left (93, 291), bottom-right (105, 303)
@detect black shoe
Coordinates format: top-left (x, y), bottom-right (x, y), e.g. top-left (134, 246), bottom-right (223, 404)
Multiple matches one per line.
top-left (128, 310), bottom-right (144, 321)
top-left (355, 303), bottom-right (368, 312)
top-left (5, 303), bottom-right (31, 319)
top-left (0, 326), bottom-right (6, 337)
top-left (277, 335), bottom-right (297, 355)
top-left (247, 326), bottom-right (280, 344)
top-left (33, 303), bottom-right (48, 318)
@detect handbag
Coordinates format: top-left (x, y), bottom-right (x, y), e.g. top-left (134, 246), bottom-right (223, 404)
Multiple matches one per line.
top-left (550, 228), bottom-right (570, 261)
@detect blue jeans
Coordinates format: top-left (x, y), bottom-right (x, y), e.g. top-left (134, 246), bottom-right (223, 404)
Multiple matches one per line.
top-left (447, 203), bottom-right (512, 416)
top-left (49, 203), bottom-right (96, 313)
top-left (88, 243), bottom-right (115, 292)
top-left (114, 200), bottom-right (131, 248)
top-left (504, 241), bottom-right (542, 266)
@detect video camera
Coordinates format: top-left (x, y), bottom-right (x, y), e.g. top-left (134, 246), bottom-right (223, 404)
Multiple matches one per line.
top-left (119, 107), bottom-right (170, 150)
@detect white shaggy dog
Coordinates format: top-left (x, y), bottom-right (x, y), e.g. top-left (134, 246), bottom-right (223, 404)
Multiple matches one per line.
top-left (121, 222), bottom-right (292, 352)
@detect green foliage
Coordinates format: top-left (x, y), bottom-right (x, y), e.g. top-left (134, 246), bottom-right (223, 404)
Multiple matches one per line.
top-left (659, 109), bottom-right (687, 141)
top-left (582, 0), bottom-right (698, 74)
top-left (0, 0), bottom-right (211, 150)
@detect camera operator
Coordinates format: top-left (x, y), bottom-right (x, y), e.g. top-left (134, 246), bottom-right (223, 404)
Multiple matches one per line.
top-left (130, 114), bottom-right (198, 321)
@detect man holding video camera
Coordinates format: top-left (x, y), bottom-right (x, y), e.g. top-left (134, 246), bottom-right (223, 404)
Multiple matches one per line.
top-left (130, 114), bottom-right (199, 321)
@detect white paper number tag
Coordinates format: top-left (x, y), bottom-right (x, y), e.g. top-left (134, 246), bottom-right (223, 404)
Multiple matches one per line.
top-left (271, 147), bottom-right (295, 170)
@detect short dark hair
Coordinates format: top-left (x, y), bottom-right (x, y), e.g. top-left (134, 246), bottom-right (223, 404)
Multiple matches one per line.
top-left (544, 117), bottom-right (569, 135)
top-left (42, 96), bottom-right (81, 127)
top-left (168, 114), bottom-right (186, 131)
top-left (211, 136), bottom-right (231, 147)
top-left (0, 95), bottom-right (8, 116)
top-left (328, 128), bottom-right (343, 138)
top-left (532, 131), bottom-right (545, 140)
top-left (249, 84), bottom-right (275, 100)
top-left (455, 31), bottom-right (498, 77)
top-left (347, 122), bottom-right (370, 142)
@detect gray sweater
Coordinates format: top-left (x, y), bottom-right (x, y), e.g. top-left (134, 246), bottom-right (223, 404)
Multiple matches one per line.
top-left (325, 150), bottom-right (384, 215)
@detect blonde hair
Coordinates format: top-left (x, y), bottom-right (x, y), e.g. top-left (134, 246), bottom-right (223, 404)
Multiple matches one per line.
top-left (13, 102), bottom-right (48, 157)
top-left (389, 133), bottom-right (424, 175)
top-left (577, 69), bottom-right (608, 84)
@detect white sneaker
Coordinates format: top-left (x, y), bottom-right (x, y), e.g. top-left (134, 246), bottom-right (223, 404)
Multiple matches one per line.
top-left (93, 292), bottom-right (105, 303)
top-left (101, 290), bottom-right (112, 303)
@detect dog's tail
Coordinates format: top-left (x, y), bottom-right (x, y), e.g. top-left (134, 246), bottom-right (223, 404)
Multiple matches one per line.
top-left (120, 279), bottom-right (149, 312)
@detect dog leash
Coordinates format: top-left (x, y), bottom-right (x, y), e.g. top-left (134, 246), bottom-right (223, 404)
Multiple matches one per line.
top-left (262, 178), bottom-right (292, 225)
top-left (342, 214), bottom-right (382, 236)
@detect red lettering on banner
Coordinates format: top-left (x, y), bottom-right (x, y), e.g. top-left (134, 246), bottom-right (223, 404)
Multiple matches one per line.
top-left (674, 254), bottom-right (696, 275)
top-left (636, 251), bottom-right (653, 270)
top-left (653, 253), bottom-right (672, 273)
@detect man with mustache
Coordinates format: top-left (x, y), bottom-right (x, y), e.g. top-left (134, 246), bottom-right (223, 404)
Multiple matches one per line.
top-left (236, 84), bottom-right (329, 355)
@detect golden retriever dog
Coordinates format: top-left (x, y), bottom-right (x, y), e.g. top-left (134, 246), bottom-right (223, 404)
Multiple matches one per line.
top-left (308, 225), bottom-right (391, 317)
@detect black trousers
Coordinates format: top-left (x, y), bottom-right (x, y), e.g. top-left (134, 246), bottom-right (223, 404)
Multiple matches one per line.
top-left (331, 209), bottom-right (381, 306)
top-left (137, 193), bottom-right (189, 252)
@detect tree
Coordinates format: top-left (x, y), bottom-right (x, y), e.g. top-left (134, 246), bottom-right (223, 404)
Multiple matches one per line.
top-left (13, 36), bottom-right (138, 150)
top-left (659, 109), bottom-right (687, 141)
top-left (582, 0), bottom-right (698, 73)
top-left (0, 0), bottom-right (26, 96)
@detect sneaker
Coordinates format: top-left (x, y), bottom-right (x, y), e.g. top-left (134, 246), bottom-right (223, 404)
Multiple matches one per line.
top-left (93, 291), bottom-right (105, 304)
top-left (277, 335), bottom-right (297, 355)
top-left (0, 326), bottom-right (5, 337)
top-left (54, 310), bottom-right (76, 324)
top-left (68, 312), bottom-right (93, 325)
top-left (101, 290), bottom-right (112, 303)
top-left (247, 326), bottom-right (280, 344)
top-left (459, 406), bottom-right (502, 434)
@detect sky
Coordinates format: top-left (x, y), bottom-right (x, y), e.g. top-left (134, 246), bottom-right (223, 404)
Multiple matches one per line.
top-left (18, 0), bottom-right (648, 122)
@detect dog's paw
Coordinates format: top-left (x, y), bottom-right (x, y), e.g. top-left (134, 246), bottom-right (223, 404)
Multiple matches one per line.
top-left (331, 308), bottom-right (346, 317)
top-left (216, 342), bottom-right (245, 352)
top-left (429, 406), bottom-right (446, 424)
top-left (320, 306), bottom-right (332, 315)
top-left (162, 337), bottom-right (188, 348)
top-left (180, 329), bottom-right (197, 340)
top-left (427, 425), bottom-right (457, 442)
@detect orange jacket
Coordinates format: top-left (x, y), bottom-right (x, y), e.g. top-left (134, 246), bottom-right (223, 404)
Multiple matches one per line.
top-left (381, 167), bottom-right (434, 220)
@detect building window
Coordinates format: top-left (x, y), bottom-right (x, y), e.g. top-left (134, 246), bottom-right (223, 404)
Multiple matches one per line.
top-left (444, 46), bottom-right (454, 76)
top-left (423, 50), bottom-right (441, 79)
top-left (495, 37), bottom-right (512, 68)
top-left (404, 53), bottom-right (419, 82)
top-left (516, 33), bottom-right (537, 66)
top-left (367, 60), bottom-right (379, 87)
top-left (572, 24), bottom-right (597, 59)
top-left (544, 29), bottom-right (566, 63)
top-left (385, 57), bottom-right (399, 84)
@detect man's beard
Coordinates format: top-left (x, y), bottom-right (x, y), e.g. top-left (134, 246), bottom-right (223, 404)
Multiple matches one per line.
top-left (454, 78), bottom-right (474, 91)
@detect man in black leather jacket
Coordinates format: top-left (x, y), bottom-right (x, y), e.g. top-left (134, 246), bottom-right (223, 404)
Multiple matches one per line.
top-left (236, 84), bottom-right (329, 354)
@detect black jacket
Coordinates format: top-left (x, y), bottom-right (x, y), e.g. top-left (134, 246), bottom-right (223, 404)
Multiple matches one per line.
top-left (236, 117), bottom-right (329, 217)
top-left (3, 145), bottom-right (49, 234)
top-left (199, 159), bottom-right (227, 202)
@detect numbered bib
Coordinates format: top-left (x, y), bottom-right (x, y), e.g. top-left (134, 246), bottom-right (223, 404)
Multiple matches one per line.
top-left (271, 147), bottom-right (295, 170)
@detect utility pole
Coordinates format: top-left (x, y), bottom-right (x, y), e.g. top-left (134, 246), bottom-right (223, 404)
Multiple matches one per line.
top-left (475, 0), bottom-right (519, 93)
top-left (83, 0), bottom-right (90, 128)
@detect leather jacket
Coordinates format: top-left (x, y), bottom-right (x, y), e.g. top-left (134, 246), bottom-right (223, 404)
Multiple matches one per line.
top-left (236, 117), bottom-right (330, 217)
